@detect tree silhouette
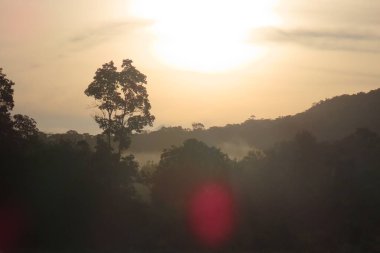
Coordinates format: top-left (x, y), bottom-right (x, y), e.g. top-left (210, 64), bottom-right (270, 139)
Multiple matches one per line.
top-left (85, 59), bottom-right (155, 158)
top-left (0, 69), bottom-right (38, 145)
top-left (192, 122), bottom-right (205, 131)
top-left (0, 68), bottom-right (14, 114)
top-left (13, 114), bottom-right (39, 140)
top-left (0, 68), bottom-right (15, 141)
top-left (151, 139), bottom-right (233, 248)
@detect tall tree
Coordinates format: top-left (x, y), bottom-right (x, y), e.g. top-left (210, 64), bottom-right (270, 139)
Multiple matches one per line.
top-left (85, 59), bottom-right (154, 158)
top-left (0, 68), bottom-right (39, 147)
top-left (0, 68), bottom-right (15, 139)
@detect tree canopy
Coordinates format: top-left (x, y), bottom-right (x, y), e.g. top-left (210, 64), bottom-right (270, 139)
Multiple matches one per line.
top-left (0, 68), bottom-right (39, 145)
top-left (85, 59), bottom-right (154, 157)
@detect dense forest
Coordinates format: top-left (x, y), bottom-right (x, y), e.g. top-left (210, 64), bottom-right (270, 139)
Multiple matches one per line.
top-left (1, 66), bottom-right (380, 252)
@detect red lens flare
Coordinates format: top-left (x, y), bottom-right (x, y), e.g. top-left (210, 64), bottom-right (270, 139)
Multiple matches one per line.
top-left (187, 182), bottom-right (236, 248)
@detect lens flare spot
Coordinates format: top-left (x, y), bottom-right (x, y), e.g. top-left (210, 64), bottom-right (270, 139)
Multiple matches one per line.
top-left (187, 182), bottom-right (236, 248)
top-left (0, 203), bottom-right (26, 253)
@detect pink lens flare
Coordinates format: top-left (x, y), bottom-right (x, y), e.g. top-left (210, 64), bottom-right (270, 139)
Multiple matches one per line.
top-left (187, 182), bottom-right (236, 248)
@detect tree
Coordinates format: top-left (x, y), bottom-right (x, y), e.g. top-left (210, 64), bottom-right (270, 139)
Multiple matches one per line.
top-left (85, 59), bottom-right (155, 158)
top-left (191, 122), bottom-right (205, 131)
top-left (0, 68), bottom-right (15, 140)
top-left (150, 139), bottom-right (234, 248)
top-left (0, 68), bottom-right (39, 144)
top-left (152, 139), bottom-right (232, 208)
top-left (0, 68), bottom-right (14, 115)
top-left (13, 114), bottom-right (39, 140)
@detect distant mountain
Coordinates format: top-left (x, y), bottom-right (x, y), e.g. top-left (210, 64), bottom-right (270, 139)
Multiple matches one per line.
top-left (129, 88), bottom-right (380, 158)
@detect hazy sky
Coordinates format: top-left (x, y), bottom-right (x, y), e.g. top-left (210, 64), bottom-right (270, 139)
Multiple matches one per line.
top-left (1, 0), bottom-right (379, 133)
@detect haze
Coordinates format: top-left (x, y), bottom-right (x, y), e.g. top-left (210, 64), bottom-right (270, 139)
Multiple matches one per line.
top-left (1, 0), bottom-right (379, 133)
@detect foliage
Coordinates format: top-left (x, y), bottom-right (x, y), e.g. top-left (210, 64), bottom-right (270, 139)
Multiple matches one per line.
top-left (192, 122), bottom-right (205, 130)
top-left (153, 139), bottom-right (232, 206)
top-left (0, 68), bottom-right (15, 115)
top-left (85, 59), bottom-right (155, 156)
top-left (150, 139), bottom-right (234, 248)
top-left (0, 68), bottom-right (16, 141)
top-left (0, 69), bottom-right (39, 147)
top-left (13, 114), bottom-right (39, 140)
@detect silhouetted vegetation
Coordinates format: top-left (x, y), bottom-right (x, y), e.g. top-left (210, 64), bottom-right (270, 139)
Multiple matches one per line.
top-left (85, 59), bottom-right (154, 159)
top-left (128, 89), bottom-right (380, 156)
top-left (1, 67), bottom-right (380, 252)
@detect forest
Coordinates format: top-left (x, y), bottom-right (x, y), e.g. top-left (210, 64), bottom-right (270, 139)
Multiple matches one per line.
top-left (1, 64), bottom-right (380, 253)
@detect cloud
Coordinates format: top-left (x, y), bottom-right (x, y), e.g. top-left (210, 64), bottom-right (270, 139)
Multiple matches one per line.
top-left (306, 67), bottom-right (380, 80)
top-left (277, 0), bottom-right (380, 27)
top-left (67, 20), bottom-right (152, 51)
top-left (256, 28), bottom-right (380, 53)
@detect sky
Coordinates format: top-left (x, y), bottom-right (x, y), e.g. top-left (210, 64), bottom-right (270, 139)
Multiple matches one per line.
top-left (1, 0), bottom-right (379, 133)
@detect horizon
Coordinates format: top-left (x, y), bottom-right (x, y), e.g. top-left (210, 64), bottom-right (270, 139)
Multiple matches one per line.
top-left (39, 87), bottom-right (379, 135)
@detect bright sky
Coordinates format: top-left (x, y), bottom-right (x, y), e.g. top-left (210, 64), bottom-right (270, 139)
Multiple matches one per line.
top-left (0, 0), bottom-right (379, 133)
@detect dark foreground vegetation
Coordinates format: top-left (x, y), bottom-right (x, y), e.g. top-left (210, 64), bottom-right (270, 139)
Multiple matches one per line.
top-left (1, 67), bottom-right (380, 252)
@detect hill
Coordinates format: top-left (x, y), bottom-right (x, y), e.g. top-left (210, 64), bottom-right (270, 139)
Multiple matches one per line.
top-left (128, 88), bottom-right (380, 160)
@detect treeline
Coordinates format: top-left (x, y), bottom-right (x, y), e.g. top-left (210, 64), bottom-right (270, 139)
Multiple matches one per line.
top-left (129, 88), bottom-right (380, 153)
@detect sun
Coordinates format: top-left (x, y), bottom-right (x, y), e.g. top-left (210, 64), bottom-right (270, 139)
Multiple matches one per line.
top-left (130, 0), bottom-right (280, 72)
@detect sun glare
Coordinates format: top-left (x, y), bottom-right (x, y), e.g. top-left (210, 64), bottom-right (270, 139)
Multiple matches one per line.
top-left (131, 0), bottom-right (280, 72)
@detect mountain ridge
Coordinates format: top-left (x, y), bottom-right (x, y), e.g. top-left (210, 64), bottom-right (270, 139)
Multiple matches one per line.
top-left (129, 88), bottom-right (380, 154)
